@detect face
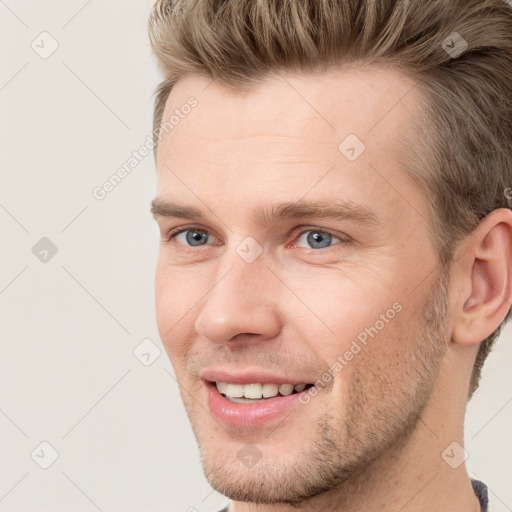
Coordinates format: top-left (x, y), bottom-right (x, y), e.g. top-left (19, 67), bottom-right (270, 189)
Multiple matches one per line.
top-left (152, 68), bottom-right (450, 505)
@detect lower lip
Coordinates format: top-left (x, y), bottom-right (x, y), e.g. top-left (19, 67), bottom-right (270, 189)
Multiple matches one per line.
top-left (204, 382), bottom-right (308, 427)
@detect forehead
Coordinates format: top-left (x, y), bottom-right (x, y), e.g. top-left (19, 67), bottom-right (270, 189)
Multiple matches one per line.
top-left (158, 66), bottom-right (421, 159)
top-left (155, 67), bottom-right (425, 225)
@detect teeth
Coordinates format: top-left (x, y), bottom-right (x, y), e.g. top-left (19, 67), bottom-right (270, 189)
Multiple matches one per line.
top-left (224, 383), bottom-right (244, 398)
top-left (215, 381), bottom-right (309, 400)
top-left (227, 396), bottom-right (261, 403)
top-left (279, 383), bottom-right (294, 396)
top-left (215, 381), bottom-right (228, 395)
top-left (262, 383), bottom-right (279, 398)
top-left (243, 383), bottom-right (263, 399)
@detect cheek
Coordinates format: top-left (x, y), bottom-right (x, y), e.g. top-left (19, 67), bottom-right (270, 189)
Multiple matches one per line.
top-left (284, 271), bottom-right (423, 394)
top-left (155, 261), bottom-right (200, 359)
top-left (286, 271), bottom-right (402, 348)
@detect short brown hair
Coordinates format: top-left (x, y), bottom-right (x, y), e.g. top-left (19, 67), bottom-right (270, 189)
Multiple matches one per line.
top-left (148, 0), bottom-right (512, 398)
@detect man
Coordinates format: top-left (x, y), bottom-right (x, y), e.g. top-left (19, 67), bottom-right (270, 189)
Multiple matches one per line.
top-left (148, 0), bottom-right (512, 510)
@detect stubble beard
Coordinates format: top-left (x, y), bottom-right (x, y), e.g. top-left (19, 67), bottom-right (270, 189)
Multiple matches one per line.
top-left (186, 271), bottom-right (450, 506)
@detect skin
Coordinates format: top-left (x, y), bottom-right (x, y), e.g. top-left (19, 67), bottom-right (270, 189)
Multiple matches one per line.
top-left (152, 67), bottom-right (512, 511)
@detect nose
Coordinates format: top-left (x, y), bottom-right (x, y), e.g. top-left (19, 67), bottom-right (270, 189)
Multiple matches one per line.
top-left (194, 252), bottom-right (282, 347)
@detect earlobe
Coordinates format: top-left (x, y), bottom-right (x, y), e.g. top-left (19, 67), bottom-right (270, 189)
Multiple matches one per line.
top-left (452, 209), bottom-right (512, 346)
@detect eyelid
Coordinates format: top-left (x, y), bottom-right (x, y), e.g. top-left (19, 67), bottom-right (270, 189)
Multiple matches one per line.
top-left (164, 224), bottom-right (220, 244)
top-left (290, 226), bottom-right (346, 243)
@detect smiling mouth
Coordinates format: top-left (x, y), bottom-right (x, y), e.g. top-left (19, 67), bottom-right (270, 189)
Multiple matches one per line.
top-left (213, 381), bottom-right (315, 402)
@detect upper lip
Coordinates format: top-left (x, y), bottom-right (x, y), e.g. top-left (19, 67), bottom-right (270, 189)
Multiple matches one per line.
top-left (200, 369), bottom-right (314, 386)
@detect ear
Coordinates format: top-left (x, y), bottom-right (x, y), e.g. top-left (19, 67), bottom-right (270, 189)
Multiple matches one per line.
top-left (452, 208), bottom-right (512, 346)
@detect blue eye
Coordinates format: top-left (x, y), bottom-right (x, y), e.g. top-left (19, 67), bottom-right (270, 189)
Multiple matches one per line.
top-left (164, 227), bottom-right (344, 250)
top-left (295, 230), bottom-right (342, 249)
top-left (168, 228), bottom-right (215, 247)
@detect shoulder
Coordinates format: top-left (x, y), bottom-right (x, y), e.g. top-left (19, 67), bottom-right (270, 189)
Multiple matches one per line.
top-left (211, 499), bottom-right (231, 512)
top-left (472, 479), bottom-right (489, 512)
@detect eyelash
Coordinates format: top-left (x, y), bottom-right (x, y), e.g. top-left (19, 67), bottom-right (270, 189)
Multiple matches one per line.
top-left (162, 225), bottom-right (348, 250)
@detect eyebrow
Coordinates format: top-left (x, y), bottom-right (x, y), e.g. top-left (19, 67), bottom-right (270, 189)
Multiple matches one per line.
top-left (150, 197), bottom-right (380, 226)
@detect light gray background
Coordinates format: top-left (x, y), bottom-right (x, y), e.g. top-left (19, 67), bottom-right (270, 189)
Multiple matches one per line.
top-left (1, 1), bottom-right (510, 511)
